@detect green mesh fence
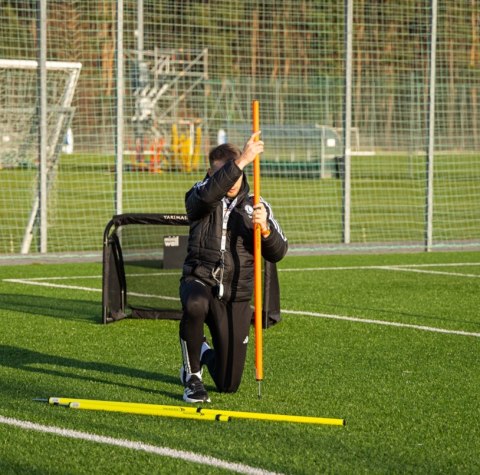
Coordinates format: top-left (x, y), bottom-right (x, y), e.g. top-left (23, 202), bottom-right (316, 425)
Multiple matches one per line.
top-left (0, 0), bottom-right (479, 255)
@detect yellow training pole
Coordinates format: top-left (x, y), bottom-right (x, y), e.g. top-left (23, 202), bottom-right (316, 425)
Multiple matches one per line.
top-left (48, 398), bottom-right (229, 422)
top-left (197, 407), bottom-right (345, 426)
top-left (47, 397), bottom-right (344, 426)
top-left (49, 397), bottom-right (197, 414)
top-left (252, 99), bottom-right (263, 398)
top-left (49, 397), bottom-right (186, 410)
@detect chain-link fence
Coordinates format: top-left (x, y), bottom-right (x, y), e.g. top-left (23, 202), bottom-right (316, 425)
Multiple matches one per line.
top-left (0, 0), bottom-right (479, 256)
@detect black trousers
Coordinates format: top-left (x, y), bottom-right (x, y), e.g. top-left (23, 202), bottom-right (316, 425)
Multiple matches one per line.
top-left (179, 276), bottom-right (252, 393)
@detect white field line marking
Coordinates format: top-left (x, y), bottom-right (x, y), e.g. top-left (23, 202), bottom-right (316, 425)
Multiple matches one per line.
top-left (2, 279), bottom-right (177, 301)
top-left (379, 266), bottom-right (480, 278)
top-left (14, 272), bottom-right (181, 281)
top-left (278, 262), bottom-right (480, 278)
top-left (388, 262), bottom-right (480, 268)
top-left (129, 291), bottom-right (178, 301)
top-left (279, 265), bottom-right (391, 272)
top-left (4, 279), bottom-right (103, 293)
top-left (0, 415), bottom-right (280, 475)
top-left (282, 309), bottom-right (480, 338)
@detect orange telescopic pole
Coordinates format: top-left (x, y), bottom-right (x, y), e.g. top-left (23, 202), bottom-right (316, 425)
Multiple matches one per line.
top-left (252, 99), bottom-right (263, 397)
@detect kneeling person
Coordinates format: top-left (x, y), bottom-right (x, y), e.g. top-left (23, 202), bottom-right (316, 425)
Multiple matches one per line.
top-left (179, 132), bottom-right (288, 403)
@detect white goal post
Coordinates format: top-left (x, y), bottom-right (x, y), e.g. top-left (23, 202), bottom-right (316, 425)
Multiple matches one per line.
top-left (0, 59), bottom-right (82, 253)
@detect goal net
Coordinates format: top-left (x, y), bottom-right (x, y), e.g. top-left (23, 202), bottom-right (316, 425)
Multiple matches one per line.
top-left (102, 213), bottom-right (189, 323)
top-left (102, 213), bottom-right (281, 327)
top-left (0, 59), bottom-right (82, 252)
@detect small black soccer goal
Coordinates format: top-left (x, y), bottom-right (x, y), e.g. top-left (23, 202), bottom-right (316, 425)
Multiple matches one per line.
top-left (102, 213), bottom-right (282, 327)
top-left (102, 213), bottom-right (189, 324)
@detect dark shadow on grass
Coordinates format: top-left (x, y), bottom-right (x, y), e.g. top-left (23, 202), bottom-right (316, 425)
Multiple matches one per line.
top-left (0, 293), bottom-right (100, 324)
top-left (0, 345), bottom-right (182, 401)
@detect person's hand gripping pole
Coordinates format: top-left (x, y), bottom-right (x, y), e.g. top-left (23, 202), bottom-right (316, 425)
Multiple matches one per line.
top-left (252, 99), bottom-right (263, 398)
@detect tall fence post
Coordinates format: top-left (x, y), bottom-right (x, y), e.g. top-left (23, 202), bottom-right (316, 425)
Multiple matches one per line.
top-left (343, 0), bottom-right (353, 244)
top-left (115, 0), bottom-right (124, 215)
top-left (425, 0), bottom-right (438, 251)
top-left (37, 0), bottom-right (48, 253)
top-left (137, 0), bottom-right (144, 62)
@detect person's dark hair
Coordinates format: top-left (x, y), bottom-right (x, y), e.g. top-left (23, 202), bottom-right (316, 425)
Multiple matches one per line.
top-left (208, 143), bottom-right (241, 168)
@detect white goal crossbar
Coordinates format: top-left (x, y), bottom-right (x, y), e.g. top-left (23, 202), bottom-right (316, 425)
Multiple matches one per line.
top-left (0, 59), bottom-right (82, 70)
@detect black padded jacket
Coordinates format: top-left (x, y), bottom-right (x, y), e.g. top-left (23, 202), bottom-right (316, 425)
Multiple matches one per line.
top-left (182, 159), bottom-right (288, 302)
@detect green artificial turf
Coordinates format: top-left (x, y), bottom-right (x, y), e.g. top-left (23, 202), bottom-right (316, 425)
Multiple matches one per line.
top-left (0, 251), bottom-right (479, 473)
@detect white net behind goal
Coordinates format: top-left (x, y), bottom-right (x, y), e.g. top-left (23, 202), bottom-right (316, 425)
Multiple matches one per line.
top-left (0, 59), bottom-right (81, 253)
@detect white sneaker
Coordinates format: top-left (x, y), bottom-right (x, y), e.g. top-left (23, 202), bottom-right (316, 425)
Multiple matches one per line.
top-left (183, 374), bottom-right (210, 403)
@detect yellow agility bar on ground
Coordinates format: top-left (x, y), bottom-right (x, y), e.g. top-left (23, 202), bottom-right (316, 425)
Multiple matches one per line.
top-left (47, 397), bottom-right (345, 426)
top-left (48, 397), bottom-right (229, 422)
top-left (197, 407), bottom-right (345, 426)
